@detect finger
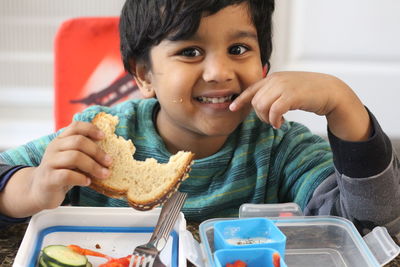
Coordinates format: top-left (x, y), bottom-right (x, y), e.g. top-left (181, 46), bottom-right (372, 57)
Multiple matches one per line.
top-left (229, 82), bottom-right (263, 112)
top-left (52, 150), bottom-right (111, 180)
top-left (250, 86), bottom-right (282, 124)
top-left (58, 120), bottom-right (104, 141)
top-left (269, 96), bottom-right (292, 129)
top-left (48, 169), bottom-right (91, 189)
top-left (54, 134), bottom-right (112, 167)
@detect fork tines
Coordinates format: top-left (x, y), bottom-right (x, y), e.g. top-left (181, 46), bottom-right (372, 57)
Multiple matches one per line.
top-left (129, 191), bottom-right (187, 267)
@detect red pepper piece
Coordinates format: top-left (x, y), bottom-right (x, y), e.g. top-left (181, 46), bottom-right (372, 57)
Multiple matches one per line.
top-left (99, 255), bottom-right (133, 267)
top-left (272, 252), bottom-right (281, 267)
top-left (233, 260), bottom-right (247, 267)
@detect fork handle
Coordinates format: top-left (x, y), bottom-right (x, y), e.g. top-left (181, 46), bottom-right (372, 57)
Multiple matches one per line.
top-left (149, 191), bottom-right (187, 249)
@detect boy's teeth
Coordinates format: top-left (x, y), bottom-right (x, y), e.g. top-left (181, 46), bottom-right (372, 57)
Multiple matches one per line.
top-left (197, 95), bottom-right (233, 103)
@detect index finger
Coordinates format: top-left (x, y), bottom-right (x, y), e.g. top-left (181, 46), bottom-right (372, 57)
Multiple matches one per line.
top-left (58, 120), bottom-right (104, 141)
top-left (229, 83), bottom-right (261, 112)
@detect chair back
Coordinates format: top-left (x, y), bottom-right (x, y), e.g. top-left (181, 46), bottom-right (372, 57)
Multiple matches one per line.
top-left (54, 17), bottom-right (141, 130)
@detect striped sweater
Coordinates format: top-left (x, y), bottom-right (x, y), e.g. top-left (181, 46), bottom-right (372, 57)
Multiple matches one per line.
top-left (0, 98), bottom-right (334, 221)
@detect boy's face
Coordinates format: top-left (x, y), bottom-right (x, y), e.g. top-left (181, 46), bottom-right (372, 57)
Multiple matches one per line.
top-left (141, 3), bottom-right (264, 140)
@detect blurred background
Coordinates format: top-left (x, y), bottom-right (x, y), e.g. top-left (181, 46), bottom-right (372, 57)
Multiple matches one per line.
top-left (0, 0), bottom-right (399, 151)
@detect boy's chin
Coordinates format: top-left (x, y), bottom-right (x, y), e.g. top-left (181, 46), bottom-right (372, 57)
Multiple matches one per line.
top-left (200, 122), bottom-right (241, 137)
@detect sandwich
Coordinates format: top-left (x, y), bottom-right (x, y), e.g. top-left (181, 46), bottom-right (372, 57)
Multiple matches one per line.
top-left (90, 112), bottom-right (194, 210)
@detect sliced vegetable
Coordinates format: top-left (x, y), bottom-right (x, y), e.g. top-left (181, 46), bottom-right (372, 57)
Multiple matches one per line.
top-left (98, 255), bottom-right (133, 267)
top-left (39, 255), bottom-right (64, 267)
top-left (68, 245), bottom-right (113, 260)
top-left (272, 252), bottom-right (281, 267)
top-left (233, 260), bottom-right (247, 267)
top-left (42, 245), bottom-right (88, 267)
top-left (38, 256), bottom-right (48, 267)
top-left (226, 260), bottom-right (247, 267)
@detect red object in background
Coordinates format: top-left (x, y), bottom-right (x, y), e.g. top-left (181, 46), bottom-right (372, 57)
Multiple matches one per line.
top-left (54, 17), bottom-right (139, 131)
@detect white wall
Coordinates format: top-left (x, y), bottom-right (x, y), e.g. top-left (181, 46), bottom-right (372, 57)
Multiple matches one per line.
top-left (271, 0), bottom-right (400, 137)
top-left (1, 0), bottom-right (399, 150)
top-left (0, 0), bottom-right (125, 150)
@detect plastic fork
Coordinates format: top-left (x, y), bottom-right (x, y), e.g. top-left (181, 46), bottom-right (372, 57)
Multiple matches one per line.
top-left (129, 191), bottom-right (187, 267)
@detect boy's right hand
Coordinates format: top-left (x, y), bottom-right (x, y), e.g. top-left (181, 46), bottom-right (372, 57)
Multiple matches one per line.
top-left (30, 121), bottom-right (112, 211)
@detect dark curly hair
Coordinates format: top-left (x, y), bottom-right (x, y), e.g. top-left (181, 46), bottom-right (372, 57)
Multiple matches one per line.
top-left (119, 0), bottom-right (275, 75)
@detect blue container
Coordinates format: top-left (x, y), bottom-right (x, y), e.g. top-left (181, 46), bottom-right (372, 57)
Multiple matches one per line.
top-left (214, 218), bottom-right (286, 257)
top-left (214, 247), bottom-right (287, 267)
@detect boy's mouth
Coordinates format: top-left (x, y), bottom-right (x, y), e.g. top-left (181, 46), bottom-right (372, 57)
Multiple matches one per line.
top-left (195, 94), bottom-right (238, 104)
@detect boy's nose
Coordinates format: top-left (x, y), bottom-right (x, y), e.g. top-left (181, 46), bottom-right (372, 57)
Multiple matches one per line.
top-left (202, 54), bottom-right (234, 83)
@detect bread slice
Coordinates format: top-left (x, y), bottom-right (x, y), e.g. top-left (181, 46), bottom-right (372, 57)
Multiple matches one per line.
top-left (90, 112), bottom-right (194, 210)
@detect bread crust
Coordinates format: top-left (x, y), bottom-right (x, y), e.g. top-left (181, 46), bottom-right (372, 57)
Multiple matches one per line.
top-left (90, 112), bottom-right (194, 210)
top-left (127, 165), bottom-right (192, 210)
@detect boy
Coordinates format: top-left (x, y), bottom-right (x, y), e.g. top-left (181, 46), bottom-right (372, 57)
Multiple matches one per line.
top-left (0, 0), bottom-right (399, 236)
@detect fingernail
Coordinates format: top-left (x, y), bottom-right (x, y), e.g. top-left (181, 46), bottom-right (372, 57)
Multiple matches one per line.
top-left (97, 131), bottom-right (105, 138)
top-left (104, 154), bottom-right (112, 164)
top-left (85, 177), bottom-right (91, 186)
top-left (101, 168), bottom-right (110, 178)
top-left (229, 102), bottom-right (237, 111)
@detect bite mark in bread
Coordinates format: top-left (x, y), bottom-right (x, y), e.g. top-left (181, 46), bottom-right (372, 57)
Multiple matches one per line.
top-left (91, 112), bottom-right (194, 210)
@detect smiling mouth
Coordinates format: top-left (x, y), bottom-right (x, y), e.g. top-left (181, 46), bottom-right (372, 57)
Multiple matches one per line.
top-left (195, 94), bottom-right (238, 104)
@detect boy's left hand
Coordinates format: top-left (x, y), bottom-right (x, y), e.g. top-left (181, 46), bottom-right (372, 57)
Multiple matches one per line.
top-left (230, 71), bottom-right (371, 141)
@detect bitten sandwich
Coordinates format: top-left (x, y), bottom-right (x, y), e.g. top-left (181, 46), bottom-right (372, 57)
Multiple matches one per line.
top-left (90, 112), bottom-right (194, 210)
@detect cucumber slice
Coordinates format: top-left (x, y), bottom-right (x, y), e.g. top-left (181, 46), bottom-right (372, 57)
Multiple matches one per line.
top-left (42, 245), bottom-right (88, 267)
top-left (39, 255), bottom-right (64, 267)
top-left (38, 256), bottom-right (48, 267)
top-left (42, 259), bottom-right (63, 267)
top-left (42, 257), bottom-right (85, 267)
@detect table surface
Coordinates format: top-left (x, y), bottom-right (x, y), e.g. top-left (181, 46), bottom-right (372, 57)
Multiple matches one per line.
top-left (1, 222), bottom-right (399, 267)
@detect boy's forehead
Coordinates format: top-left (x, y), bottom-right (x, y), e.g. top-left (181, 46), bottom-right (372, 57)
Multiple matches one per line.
top-left (166, 3), bottom-right (256, 41)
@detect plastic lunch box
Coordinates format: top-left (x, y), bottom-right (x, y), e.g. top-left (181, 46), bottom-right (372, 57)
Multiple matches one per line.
top-left (183, 203), bottom-right (400, 267)
top-left (14, 204), bottom-right (400, 267)
top-left (14, 207), bottom-right (187, 267)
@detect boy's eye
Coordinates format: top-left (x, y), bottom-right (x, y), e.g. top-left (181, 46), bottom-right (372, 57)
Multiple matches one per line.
top-left (229, 45), bottom-right (248, 55)
top-left (179, 48), bottom-right (202, 57)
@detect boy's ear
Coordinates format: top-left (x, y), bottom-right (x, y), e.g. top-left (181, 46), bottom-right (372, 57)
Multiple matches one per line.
top-left (130, 59), bottom-right (155, 98)
top-left (263, 61), bottom-right (271, 77)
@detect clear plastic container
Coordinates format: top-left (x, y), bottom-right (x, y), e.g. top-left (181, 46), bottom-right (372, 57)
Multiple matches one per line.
top-left (200, 217), bottom-right (379, 267)
top-left (197, 203), bottom-right (400, 267)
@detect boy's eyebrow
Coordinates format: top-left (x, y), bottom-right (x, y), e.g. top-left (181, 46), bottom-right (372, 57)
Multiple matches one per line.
top-left (170, 30), bottom-right (258, 42)
top-left (228, 30), bottom-right (258, 41)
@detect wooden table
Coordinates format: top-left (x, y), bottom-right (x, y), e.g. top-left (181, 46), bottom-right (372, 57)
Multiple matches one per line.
top-left (1, 222), bottom-right (399, 266)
